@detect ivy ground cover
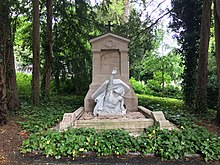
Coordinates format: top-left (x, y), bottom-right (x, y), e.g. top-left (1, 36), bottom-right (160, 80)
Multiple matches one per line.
top-left (18, 95), bottom-right (220, 161)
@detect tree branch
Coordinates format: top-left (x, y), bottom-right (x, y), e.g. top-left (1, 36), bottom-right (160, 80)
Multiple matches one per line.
top-left (149, 0), bottom-right (167, 18)
top-left (133, 10), bottom-right (171, 41)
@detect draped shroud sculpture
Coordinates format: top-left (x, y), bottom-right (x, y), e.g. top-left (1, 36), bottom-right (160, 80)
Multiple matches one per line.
top-left (92, 67), bottom-right (130, 116)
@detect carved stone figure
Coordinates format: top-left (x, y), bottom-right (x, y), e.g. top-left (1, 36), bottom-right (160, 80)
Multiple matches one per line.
top-left (92, 68), bottom-right (130, 116)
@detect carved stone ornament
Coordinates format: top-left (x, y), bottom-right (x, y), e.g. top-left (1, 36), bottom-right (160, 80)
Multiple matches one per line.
top-left (104, 40), bottom-right (115, 48)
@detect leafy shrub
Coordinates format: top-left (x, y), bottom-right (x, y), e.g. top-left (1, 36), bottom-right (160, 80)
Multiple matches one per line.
top-left (16, 72), bottom-right (32, 96)
top-left (130, 77), bottom-right (148, 94)
top-left (138, 94), bottom-right (183, 112)
top-left (130, 77), bottom-right (182, 99)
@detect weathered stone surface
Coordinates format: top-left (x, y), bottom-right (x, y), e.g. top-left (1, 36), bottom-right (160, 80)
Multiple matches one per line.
top-left (151, 111), bottom-right (166, 121)
top-left (84, 33), bottom-right (138, 113)
top-left (138, 106), bottom-right (152, 117)
top-left (75, 111), bottom-right (152, 133)
top-left (59, 107), bottom-right (84, 130)
top-left (158, 120), bottom-right (175, 130)
top-left (139, 107), bottom-right (175, 130)
top-left (75, 117), bottom-right (154, 133)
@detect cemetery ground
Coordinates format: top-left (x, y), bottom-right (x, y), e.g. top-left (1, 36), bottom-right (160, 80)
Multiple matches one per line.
top-left (1, 95), bottom-right (220, 164)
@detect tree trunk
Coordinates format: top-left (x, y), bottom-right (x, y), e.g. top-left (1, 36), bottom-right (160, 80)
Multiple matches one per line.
top-left (0, 0), bottom-right (8, 124)
top-left (41, 0), bottom-right (53, 98)
top-left (195, 0), bottom-right (212, 114)
top-left (5, 22), bottom-right (20, 111)
top-left (214, 0), bottom-right (220, 125)
top-left (161, 61), bottom-right (165, 96)
top-left (32, 0), bottom-right (40, 105)
top-left (123, 0), bottom-right (130, 23)
top-left (0, 65), bottom-right (7, 125)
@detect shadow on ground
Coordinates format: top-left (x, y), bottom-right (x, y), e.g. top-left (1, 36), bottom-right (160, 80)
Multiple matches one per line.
top-left (6, 152), bottom-right (220, 165)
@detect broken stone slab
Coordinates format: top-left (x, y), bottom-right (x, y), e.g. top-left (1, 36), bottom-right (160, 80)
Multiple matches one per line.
top-left (138, 106), bottom-right (152, 117)
top-left (138, 106), bottom-right (175, 130)
top-left (151, 111), bottom-right (175, 130)
top-left (158, 120), bottom-right (175, 130)
top-left (59, 107), bottom-right (84, 131)
top-left (59, 113), bottom-right (75, 130)
top-left (151, 111), bottom-right (166, 121)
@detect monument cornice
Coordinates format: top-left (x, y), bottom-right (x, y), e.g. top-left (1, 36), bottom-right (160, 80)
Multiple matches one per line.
top-left (90, 33), bottom-right (130, 43)
top-left (119, 49), bottom-right (129, 53)
top-left (91, 49), bottom-right (101, 53)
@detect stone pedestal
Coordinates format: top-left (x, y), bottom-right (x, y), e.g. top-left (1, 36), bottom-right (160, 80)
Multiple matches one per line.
top-left (84, 33), bottom-right (138, 113)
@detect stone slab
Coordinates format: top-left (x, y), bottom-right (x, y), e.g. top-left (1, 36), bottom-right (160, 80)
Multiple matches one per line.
top-left (138, 106), bottom-right (152, 117)
top-left (59, 107), bottom-right (84, 130)
top-left (139, 107), bottom-right (176, 130)
top-left (56, 106), bottom-right (176, 133)
top-left (151, 111), bottom-right (166, 122)
top-left (158, 120), bottom-right (175, 130)
top-left (75, 118), bottom-right (154, 133)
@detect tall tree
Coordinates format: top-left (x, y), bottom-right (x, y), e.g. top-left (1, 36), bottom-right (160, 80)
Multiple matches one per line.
top-left (170, 0), bottom-right (202, 110)
top-left (5, 25), bottom-right (20, 111)
top-left (32, 0), bottom-right (40, 105)
top-left (41, 0), bottom-right (53, 98)
top-left (0, 0), bottom-right (20, 124)
top-left (0, 14), bottom-right (7, 123)
top-left (195, 0), bottom-right (212, 114)
top-left (0, 0), bottom-right (8, 124)
top-left (214, 0), bottom-right (220, 125)
top-left (0, 63), bottom-right (6, 124)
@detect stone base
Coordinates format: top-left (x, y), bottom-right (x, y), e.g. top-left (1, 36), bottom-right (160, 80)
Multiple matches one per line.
top-left (56, 106), bottom-right (175, 133)
top-left (76, 118), bottom-right (154, 133)
top-left (75, 111), bottom-right (153, 133)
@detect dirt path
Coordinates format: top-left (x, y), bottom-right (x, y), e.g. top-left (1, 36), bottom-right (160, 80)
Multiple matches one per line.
top-left (0, 117), bottom-right (27, 164)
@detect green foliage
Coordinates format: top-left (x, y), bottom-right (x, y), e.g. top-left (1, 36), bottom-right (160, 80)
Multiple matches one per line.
top-left (14, 16), bottom-right (33, 66)
top-left (139, 126), bottom-right (220, 160)
top-left (137, 94), bottom-right (183, 111)
top-left (170, 0), bottom-right (202, 110)
top-left (137, 94), bottom-right (194, 127)
top-left (207, 47), bottom-right (218, 109)
top-left (16, 95), bottom-right (84, 133)
top-left (129, 46), bottom-right (183, 99)
top-left (18, 95), bottom-right (220, 161)
top-left (16, 72), bottom-right (32, 96)
top-left (130, 78), bottom-right (182, 99)
top-left (20, 126), bottom-right (220, 161)
top-left (130, 77), bottom-right (150, 94)
top-left (13, 0), bottom-right (171, 96)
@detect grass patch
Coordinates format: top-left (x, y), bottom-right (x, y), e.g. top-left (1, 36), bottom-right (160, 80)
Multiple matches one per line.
top-left (16, 72), bottom-right (32, 96)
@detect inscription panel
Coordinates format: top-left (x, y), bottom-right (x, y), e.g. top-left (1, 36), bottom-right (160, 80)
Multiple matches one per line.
top-left (100, 50), bottom-right (121, 74)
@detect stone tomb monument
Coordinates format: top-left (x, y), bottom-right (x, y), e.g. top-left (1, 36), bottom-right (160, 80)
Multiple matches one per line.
top-left (84, 33), bottom-right (138, 113)
top-left (57, 33), bottom-right (174, 132)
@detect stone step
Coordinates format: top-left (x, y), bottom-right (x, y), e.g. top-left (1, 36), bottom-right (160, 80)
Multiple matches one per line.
top-left (75, 118), bottom-right (154, 131)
